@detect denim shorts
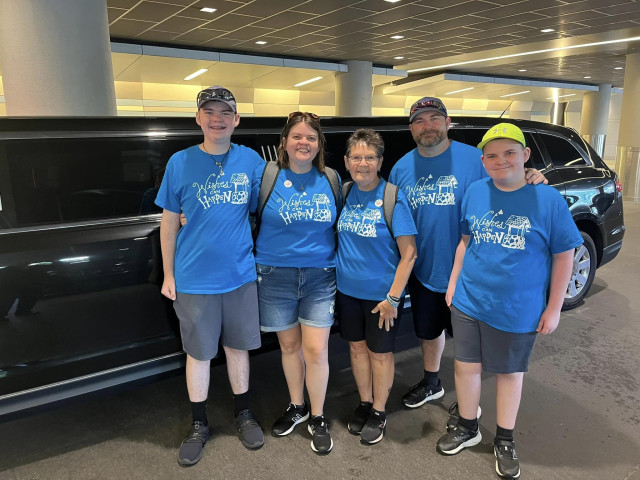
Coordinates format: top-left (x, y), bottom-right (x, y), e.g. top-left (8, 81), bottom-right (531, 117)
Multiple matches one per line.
top-left (451, 305), bottom-right (537, 374)
top-left (256, 264), bottom-right (336, 332)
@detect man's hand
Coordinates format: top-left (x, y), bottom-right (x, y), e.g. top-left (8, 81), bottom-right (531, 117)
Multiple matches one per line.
top-left (524, 168), bottom-right (548, 185)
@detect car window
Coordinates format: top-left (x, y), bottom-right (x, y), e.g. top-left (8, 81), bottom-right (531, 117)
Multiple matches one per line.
top-left (537, 133), bottom-right (587, 167)
top-left (0, 136), bottom-right (198, 229)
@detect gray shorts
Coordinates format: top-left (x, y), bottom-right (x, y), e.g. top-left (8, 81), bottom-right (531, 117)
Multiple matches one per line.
top-left (173, 281), bottom-right (261, 361)
top-left (451, 306), bottom-right (537, 374)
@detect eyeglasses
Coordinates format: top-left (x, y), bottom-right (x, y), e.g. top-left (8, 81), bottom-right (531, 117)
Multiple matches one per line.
top-left (348, 155), bottom-right (379, 164)
top-left (197, 88), bottom-right (236, 106)
top-left (410, 99), bottom-right (446, 115)
top-left (288, 111), bottom-right (320, 120)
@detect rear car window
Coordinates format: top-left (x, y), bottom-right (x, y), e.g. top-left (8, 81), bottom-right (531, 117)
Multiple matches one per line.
top-left (537, 133), bottom-right (587, 167)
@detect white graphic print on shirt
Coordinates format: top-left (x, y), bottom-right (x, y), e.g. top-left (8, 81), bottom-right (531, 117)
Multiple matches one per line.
top-left (193, 170), bottom-right (249, 209)
top-left (277, 191), bottom-right (332, 225)
top-left (338, 203), bottom-right (381, 238)
top-left (404, 174), bottom-right (458, 209)
top-left (470, 210), bottom-right (530, 250)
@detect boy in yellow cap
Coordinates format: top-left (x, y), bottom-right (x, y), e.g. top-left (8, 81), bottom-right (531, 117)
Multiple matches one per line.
top-left (435, 123), bottom-right (583, 478)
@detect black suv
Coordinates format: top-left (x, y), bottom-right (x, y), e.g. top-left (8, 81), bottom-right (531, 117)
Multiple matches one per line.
top-left (0, 116), bottom-right (624, 416)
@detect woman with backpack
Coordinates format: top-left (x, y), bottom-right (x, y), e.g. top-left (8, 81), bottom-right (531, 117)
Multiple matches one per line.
top-left (335, 129), bottom-right (418, 445)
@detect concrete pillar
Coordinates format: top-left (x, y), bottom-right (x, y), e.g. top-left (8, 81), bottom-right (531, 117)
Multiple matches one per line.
top-left (0, 0), bottom-right (116, 116)
top-left (615, 53), bottom-right (640, 201)
top-left (580, 84), bottom-right (611, 157)
top-left (335, 61), bottom-right (372, 117)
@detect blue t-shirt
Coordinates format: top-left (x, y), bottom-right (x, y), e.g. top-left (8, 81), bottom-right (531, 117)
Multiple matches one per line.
top-left (453, 178), bottom-right (583, 333)
top-left (155, 144), bottom-right (265, 294)
top-left (254, 167), bottom-right (339, 268)
top-left (389, 141), bottom-right (487, 292)
top-left (337, 179), bottom-right (417, 301)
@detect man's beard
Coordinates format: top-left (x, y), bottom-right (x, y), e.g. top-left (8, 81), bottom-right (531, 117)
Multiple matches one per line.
top-left (413, 129), bottom-right (448, 148)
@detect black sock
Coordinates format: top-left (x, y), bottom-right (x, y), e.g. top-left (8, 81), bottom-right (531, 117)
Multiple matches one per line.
top-left (360, 401), bottom-right (373, 408)
top-left (294, 401), bottom-right (306, 409)
top-left (233, 391), bottom-right (249, 416)
top-left (423, 369), bottom-right (439, 387)
top-left (458, 415), bottom-right (478, 432)
top-left (190, 400), bottom-right (208, 425)
top-left (495, 425), bottom-right (514, 442)
top-left (371, 408), bottom-right (386, 419)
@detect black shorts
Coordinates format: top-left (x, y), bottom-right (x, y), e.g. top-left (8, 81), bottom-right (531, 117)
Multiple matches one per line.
top-left (408, 274), bottom-right (452, 340)
top-left (335, 290), bottom-right (404, 354)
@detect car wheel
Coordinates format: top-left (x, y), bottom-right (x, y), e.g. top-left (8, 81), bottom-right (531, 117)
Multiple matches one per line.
top-left (563, 231), bottom-right (597, 310)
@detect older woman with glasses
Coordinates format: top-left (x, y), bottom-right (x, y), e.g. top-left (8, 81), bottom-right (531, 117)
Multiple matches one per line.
top-left (254, 111), bottom-right (340, 455)
top-left (336, 128), bottom-right (418, 445)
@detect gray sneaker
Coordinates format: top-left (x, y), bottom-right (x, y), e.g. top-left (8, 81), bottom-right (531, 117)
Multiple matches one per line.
top-left (177, 421), bottom-right (210, 467)
top-left (494, 439), bottom-right (520, 478)
top-left (235, 409), bottom-right (264, 450)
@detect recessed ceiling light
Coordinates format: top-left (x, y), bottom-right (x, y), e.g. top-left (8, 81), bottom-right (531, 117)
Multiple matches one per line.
top-left (184, 68), bottom-right (208, 80)
top-left (200, 7), bottom-right (217, 13)
top-left (445, 87), bottom-right (474, 95)
top-left (255, 40), bottom-right (267, 45)
top-left (407, 35), bottom-right (640, 74)
top-left (385, 0), bottom-right (401, 2)
top-left (614, 66), bottom-right (624, 70)
top-left (391, 35), bottom-right (404, 40)
top-left (394, 56), bottom-right (405, 60)
top-left (541, 28), bottom-right (555, 33)
top-left (584, 76), bottom-right (591, 79)
top-left (500, 90), bottom-right (530, 98)
top-left (518, 69), bottom-right (527, 72)
top-left (294, 76), bottom-right (323, 87)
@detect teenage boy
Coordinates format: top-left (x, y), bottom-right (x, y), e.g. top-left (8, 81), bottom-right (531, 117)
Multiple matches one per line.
top-left (436, 123), bottom-right (582, 478)
top-left (155, 86), bottom-right (265, 467)
top-left (389, 98), bottom-right (546, 410)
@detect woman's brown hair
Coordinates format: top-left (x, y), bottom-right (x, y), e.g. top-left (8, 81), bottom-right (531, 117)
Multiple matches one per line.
top-left (276, 112), bottom-right (326, 172)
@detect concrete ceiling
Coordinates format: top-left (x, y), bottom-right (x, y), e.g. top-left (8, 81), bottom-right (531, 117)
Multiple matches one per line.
top-left (106, 0), bottom-right (640, 102)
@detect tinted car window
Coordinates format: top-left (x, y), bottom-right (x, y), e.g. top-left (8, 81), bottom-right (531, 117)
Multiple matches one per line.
top-left (537, 133), bottom-right (587, 167)
top-left (0, 135), bottom-right (203, 228)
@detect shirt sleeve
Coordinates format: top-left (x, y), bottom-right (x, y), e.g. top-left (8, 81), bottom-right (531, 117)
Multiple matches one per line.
top-left (549, 191), bottom-right (583, 253)
top-left (391, 190), bottom-right (418, 238)
top-left (154, 152), bottom-right (181, 214)
top-left (249, 156), bottom-right (265, 214)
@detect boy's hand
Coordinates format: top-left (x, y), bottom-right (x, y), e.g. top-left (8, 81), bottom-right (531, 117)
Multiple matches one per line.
top-left (161, 276), bottom-right (177, 300)
top-left (524, 168), bottom-right (548, 185)
top-left (179, 213), bottom-right (187, 227)
top-left (537, 307), bottom-right (560, 334)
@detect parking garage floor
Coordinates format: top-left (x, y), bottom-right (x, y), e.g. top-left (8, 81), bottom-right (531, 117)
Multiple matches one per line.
top-left (1, 202), bottom-right (638, 480)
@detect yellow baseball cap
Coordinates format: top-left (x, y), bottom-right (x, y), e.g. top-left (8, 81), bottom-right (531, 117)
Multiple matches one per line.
top-left (477, 123), bottom-right (526, 150)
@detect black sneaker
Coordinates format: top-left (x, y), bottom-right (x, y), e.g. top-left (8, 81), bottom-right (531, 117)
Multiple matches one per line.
top-left (494, 439), bottom-right (520, 478)
top-left (308, 415), bottom-right (333, 455)
top-left (235, 409), bottom-right (264, 450)
top-left (177, 421), bottom-right (211, 467)
top-left (347, 402), bottom-right (372, 435)
top-left (436, 423), bottom-right (482, 455)
top-left (446, 402), bottom-right (483, 432)
top-left (360, 410), bottom-right (386, 445)
top-left (272, 402), bottom-right (310, 436)
top-left (402, 379), bottom-right (444, 408)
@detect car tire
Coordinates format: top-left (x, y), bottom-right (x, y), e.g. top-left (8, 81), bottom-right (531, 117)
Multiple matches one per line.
top-left (563, 231), bottom-right (597, 310)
